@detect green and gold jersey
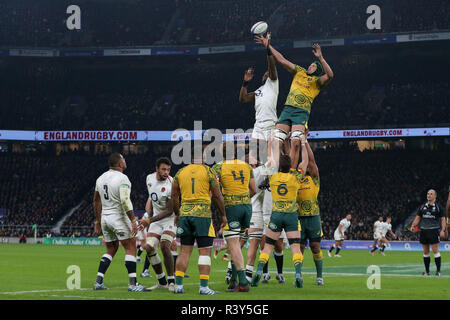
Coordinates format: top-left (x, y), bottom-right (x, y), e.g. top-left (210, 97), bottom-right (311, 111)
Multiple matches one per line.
top-left (297, 175), bottom-right (320, 217)
top-left (213, 160), bottom-right (254, 206)
top-left (173, 164), bottom-right (218, 218)
top-left (284, 65), bottom-right (322, 113)
top-left (269, 169), bottom-right (304, 213)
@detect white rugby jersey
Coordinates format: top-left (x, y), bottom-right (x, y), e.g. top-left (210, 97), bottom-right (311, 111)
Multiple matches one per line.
top-left (95, 170), bottom-right (132, 217)
top-left (146, 173), bottom-right (173, 217)
top-left (381, 222), bottom-right (392, 236)
top-left (254, 78), bottom-right (278, 125)
top-left (335, 218), bottom-right (351, 234)
top-left (251, 165), bottom-right (267, 213)
top-left (374, 220), bottom-right (384, 233)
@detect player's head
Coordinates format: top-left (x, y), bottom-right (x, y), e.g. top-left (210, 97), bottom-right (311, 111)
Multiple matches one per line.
top-left (262, 71), bottom-right (269, 84)
top-left (156, 157), bottom-right (171, 180)
top-left (378, 216), bottom-right (384, 222)
top-left (108, 153), bottom-right (126, 170)
top-left (346, 213), bottom-right (352, 220)
top-left (386, 217), bottom-right (392, 223)
top-left (427, 189), bottom-right (437, 202)
top-left (307, 60), bottom-right (325, 77)
top-left (279, 154), bottom-right (291, 173)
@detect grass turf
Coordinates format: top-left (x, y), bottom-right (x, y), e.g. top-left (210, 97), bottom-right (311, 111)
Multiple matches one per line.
top-left (0, 244), bottom-right (449, 300)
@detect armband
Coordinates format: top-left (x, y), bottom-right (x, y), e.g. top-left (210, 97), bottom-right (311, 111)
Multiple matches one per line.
top-left (242, 80), bottom-right (250, 87)
top-left (267, 47), bottom-right (273, 56)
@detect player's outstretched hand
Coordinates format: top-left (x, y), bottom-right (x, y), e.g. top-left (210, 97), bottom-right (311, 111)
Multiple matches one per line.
top-left (254, 34), bottom-right (269, 48)
top-left (244, 67), bottom-right (254, 82)
top-left (312, 43), bottom-right (323, 58)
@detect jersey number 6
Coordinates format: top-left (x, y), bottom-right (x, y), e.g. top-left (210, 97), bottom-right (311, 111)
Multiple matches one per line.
top-left (277, 183), bottom-right (288, 196)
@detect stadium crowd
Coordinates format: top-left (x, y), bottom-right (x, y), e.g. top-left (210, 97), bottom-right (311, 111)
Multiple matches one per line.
top-left (1, 46), bottom-right (449, 132)
top-left (0, 0), bottom-right (449, 47)
top-left (1, 147), bottom-right (448, 241)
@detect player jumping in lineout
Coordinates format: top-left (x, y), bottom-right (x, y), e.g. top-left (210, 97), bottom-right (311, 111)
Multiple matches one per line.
top-left (254, 33), bottom-right (333, 170)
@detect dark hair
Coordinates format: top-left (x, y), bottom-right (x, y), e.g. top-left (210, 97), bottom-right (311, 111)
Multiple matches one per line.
top-left (156, 157), bottom-right (172, 168)
top-left (279, 155), bottom-right (291, 173)
top-left (108, 153), bottom-right (122, 167)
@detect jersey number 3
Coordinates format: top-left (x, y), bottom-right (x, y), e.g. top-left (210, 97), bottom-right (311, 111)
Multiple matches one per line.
top-left (103, 185), bottom-right (109, 200)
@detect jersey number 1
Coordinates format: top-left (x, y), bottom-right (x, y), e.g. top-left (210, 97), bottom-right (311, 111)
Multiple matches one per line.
top-left (191, 178), bottom-right (195, 194)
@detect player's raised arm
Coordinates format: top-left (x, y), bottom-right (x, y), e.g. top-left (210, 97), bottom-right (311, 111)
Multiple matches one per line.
top-left (239, 68), bottom-right (256, 103)
top-left (297, 135), bottom-right (309, 174)
top-left (265, 33), bottom-right (278, 81)
top-left (312, 44), bottom-right (334, 87)
top-left (93, 189), bottom-right (102, 235)
top-left (255, 35), bottom-right (296, 74)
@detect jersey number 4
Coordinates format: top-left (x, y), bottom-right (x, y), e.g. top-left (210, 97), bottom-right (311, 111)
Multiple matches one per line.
top-left (232, 170), bottom-right (245, 184)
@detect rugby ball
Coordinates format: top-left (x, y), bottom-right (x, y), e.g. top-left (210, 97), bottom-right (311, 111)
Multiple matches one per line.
top-left (250, 21), bottom-right (268, 35)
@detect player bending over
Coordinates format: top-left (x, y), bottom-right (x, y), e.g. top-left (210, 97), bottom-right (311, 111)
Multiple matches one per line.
top-left (172, 151), bottom-right (227, 294)
top-left (328, 214), bottom-right (351, 257)
top-left (93, 153), bottom-right (145, 292)
top-left (297, 133), bottom-right (324, 285)
top-left (255, 34), bottom-right (333, 170)
top-left (251, 135), bottom-right (308, 288)
top-left (139, 157), bottom-right (176, 291)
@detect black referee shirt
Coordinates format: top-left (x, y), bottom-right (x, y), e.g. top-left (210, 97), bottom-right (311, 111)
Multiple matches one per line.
top-left (417, 202), bottom-right (444, 230)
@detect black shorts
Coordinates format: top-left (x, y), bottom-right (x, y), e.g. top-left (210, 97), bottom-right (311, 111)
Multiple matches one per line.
top-left (419, 229), bottom-right (440, 245)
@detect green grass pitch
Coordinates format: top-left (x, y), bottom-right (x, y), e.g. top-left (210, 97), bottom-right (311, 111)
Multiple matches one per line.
top-left (0, 244), bottom-right (449, 300)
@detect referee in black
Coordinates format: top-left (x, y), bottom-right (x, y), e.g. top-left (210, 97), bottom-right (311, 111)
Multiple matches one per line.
top-left (410, 189), bottom-right (447, 277)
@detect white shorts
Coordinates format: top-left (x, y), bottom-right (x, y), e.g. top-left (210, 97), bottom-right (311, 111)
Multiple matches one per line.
top-left (251, 124), bottom-right (275, 142)
top-left (374, 232), bottom-right (383, 240)
top-left (137, 228), bottom-right (148, 241)
top-left (101, 214), bottom-right (133, 242)
top-left (148, 216), bottom-right (176, 236)
top-left (248, 210), bottom-right (286, 239)
top-left (334, 230), bottom-right (344, 241)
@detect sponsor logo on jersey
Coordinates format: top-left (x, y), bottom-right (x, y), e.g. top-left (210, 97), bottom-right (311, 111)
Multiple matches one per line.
top-left (229, 221), bottom-right (240, 229)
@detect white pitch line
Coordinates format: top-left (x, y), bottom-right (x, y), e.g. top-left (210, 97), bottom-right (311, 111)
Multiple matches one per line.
top-left (0, 281), bottom-right (223, 296)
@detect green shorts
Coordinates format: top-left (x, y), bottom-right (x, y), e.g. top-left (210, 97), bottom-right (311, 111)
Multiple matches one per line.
top-left (277, 105), bottom-right (310, 126)
top-left (268, 211), bottom-right (301, 233)
top-left (176, 216), bottom-right (216, 239)
top-left (224, 204), bottom-right (252, 231)
top-left (299, 215), bottom-right (323, 244)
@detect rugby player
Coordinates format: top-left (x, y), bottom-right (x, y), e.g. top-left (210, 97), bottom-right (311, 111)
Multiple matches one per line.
top-left (172, 150), bottom-right (227, 294)
top-left (251, 135), bottom-right (309, 288)
top-left (93, 153), bottom-right (144, 292)
top-left (297, 135), bottom-right (324, 285)
top-left (139, 157), bottom-right (176, 291)
top-left (377, 217), bottom-right (397, 256)
top-left (328, 214), bottom-right (351, 257)
top-left (239, 31), bottom-right (278, 164)
top-left (370, 216), bottom-right (384, 256)
top-left (213, 146), bottom-right (257, 292)
top-left (255, 34), bottom-right (333, 169)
